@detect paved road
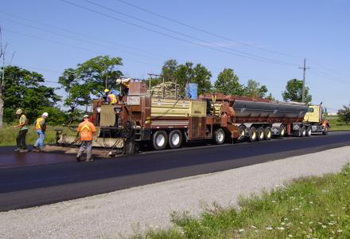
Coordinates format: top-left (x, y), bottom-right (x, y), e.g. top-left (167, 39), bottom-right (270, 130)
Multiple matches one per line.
top-left (0, 131), bottom-right (350, 212)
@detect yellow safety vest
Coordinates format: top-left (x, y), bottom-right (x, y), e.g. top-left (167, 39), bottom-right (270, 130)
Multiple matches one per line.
top-left (35, 117), bottom-right (44, 130)
top-left (108, 94), bottom-right (117, 104)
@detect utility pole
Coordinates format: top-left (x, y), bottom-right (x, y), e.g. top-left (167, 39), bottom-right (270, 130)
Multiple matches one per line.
top-left (299, 58), bottom-right (310, 103)
top-left (0, 27), bottom-right (6, 128)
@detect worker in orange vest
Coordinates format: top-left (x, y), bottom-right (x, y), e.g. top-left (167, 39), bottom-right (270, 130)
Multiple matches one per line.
top-left (76, 115), bottom-right (97, 162)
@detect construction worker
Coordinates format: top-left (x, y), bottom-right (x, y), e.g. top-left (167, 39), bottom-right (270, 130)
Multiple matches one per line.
top-left (108, 91), bottom-right (117, 105)
top-left (116, 78), bottom-right (131, 96)
top-left (76, 115), bottom-right (97, 162)
top-left (102, 89), bottom-right (109, 104)
top-left (13, 109), bottom-right (29, 152)
top-left (33, 112), bottom-right (49, 151)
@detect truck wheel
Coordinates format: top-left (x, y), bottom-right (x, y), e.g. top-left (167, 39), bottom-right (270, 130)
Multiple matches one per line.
top-left (265, 127), bottom-right (272, 140)
top-left (306, 127), bottom-right (312, 137)
top-left (294, 128), bottom-right (302, 137)
top-left (323, 126), bottom-right (329, 135)
top-left (214, 128), bottom-right (225, 145)
top-left (301, 126), bottom-right (307, 137)
top-left (257, 127), bottom-right (265, 141)
top-left (169, 130), bottom-right (183, 149)
top-left (152, 130), bottom-right (168, 150)
top-left (249, 127), bottom-right (257, 142)
top-left (238, 126), bottom-right (246, 141)
top-left (279, 126), bottom-right (286, 137)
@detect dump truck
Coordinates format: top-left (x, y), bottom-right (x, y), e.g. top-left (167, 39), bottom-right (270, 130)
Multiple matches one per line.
top-left (56, 80), bottom-right (329, 155)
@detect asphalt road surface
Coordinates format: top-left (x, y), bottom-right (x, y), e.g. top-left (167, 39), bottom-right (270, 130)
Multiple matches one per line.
top-left (1, 131), bottom-right (350, 212)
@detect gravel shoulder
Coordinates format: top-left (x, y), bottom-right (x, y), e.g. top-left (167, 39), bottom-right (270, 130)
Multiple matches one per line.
top-left (1, 146), bottom-right (350, 239)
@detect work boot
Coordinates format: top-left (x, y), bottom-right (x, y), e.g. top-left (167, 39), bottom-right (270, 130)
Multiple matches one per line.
top-left (19, 149), bottom-right (28, 153)
top-left (14, 148), bottom-right (20, 152)
top-left (76, 156), bottom-right (81, 162)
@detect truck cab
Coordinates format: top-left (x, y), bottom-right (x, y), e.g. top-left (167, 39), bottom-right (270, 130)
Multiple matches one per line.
top-left (304, 104), bottom-right (330, 134)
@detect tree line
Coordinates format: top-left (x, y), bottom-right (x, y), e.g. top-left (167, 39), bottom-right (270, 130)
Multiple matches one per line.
top-left (1, 54), bottom-right (317, 126)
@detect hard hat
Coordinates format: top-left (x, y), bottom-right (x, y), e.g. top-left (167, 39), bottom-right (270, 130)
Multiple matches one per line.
top-left (104, 89), bottom-right (110, 93)
top-left (16, 109), bottom-right (23, 115)
top-left (42, 112), bottom-right (49, 117)
top-left (83, 114), bottom-right (89, 119)
top-left (116, 79), bottom-right (122, 84)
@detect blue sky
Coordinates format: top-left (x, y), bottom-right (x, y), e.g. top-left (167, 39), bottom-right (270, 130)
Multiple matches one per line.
top-left (1, 0), bottom-right (349, 112)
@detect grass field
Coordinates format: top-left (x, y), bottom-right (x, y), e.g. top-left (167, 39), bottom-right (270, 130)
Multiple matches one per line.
top-left (328, 116), bottom-right (350, 131)
top-left (134, 165), bottom-right (350, 239)
top-left (0, 125), bottom-right (58, 147)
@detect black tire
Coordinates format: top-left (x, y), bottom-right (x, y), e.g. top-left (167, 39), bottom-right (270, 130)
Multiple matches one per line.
top-left (265, 127), bottom-right (272, 140)
top-left (306, 126), bottom-right (312, 137)
top-left (152, 130), bottom-right (168, 150)
top-left (294, 128), bottom-right (302, 137)
top-left (169, 130), bottom-right (183, 149)
top-left (257, 127), bottom-right (265, 141)
top-left (214, 128), bottom-right (226, 145)
top-left (238, 125), bottom-right (246, 141)
top-left (248, 127), bottom-right (257, 142)
top-left (279, 125), bottom-right (286, 137)
top-left (301, 126), bottom-right (307, 137)
top-left (323, 126), bottom-right (329, 135)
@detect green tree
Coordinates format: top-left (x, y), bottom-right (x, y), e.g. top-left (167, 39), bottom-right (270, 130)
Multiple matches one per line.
top-left (59, 68), bottom-right (91, 115)
top-left (243, 79), bottom-right (268, 98)
top-left (282, 79), bottom-right (312, 103)
top-left (338, 104), bottom-right (350, 125)
top-left (59, 55), bottom-right (123, 117)
top-left (76, 55), bottom-right (123, 96)
top-left (160, 59), bottom-right (212, 96)
top-left (214, 68), bottom-right (243, 95)
top-left (3, 66), bottom-right (61, 123)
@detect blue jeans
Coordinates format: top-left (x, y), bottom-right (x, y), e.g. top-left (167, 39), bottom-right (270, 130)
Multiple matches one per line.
top-left (34, 130), bottom-right (45, 148)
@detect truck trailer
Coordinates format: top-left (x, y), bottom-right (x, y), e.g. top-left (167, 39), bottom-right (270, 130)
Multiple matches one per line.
top-left (56, 80), bottom-right (330, 154)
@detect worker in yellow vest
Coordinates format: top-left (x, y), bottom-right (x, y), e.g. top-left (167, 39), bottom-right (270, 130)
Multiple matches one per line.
top-left (33, 112), bottom-right (48, 151)
top-left (13, 109), bottom-right (29, 152)
top-left (108, 92), bottom-right (117, 105)
top-left (76, 115), bottom-right (97, 162)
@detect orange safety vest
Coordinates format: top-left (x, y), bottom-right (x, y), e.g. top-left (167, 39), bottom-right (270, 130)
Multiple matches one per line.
top-left (78, 121), bottom-right (96, 141)
top-left (35, 117), bottom-right (45, 130)
top-left (108, 94), bottom-right (117, 105)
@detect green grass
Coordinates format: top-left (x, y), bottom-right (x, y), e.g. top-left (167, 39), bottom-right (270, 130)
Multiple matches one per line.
top-left (132, 165), bottom-right (350, 239)
top-left (0, 124), bottom-right (58, 146)
top-left (328, 116), bottom-right (350, 131)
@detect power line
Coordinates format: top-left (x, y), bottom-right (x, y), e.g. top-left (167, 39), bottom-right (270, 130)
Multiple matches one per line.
top-left (114, 0), bottom-right (301, 59)
top-left (1, 27), bottom-right (161, 68)
top-left (0, 11), bottom-right (169, 59)
top-left (0, 16), bottom-right (165, 63)
top-left (309, 69), bottom-right (350, 85)
top-left (60, 0), bottom-right (299, 66)
top-left (82, 0), bottom-right (298, 66)
top-left (308, 59), bottom-right (350, 79)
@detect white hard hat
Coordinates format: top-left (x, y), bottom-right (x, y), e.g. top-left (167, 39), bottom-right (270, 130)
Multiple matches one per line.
top-left (116, 78), bottom-right (122, 84)
top-left (83, 115), bottom-right (89, 119)
top-left (16, 109), bottom-right (23, 115)
top-left (42, 112), bottom-right (49, 117)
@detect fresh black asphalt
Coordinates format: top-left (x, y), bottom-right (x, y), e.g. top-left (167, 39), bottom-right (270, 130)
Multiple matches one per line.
top-left (0, 131), bottom-right (350, 212)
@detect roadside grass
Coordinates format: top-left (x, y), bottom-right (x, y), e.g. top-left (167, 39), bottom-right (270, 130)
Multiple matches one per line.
top-left (0, 125), bottom-right (58, 146)
top-left (328, 116), bottom-right (350, 131)
top-left (132, 165), bottom-right (350, 239)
